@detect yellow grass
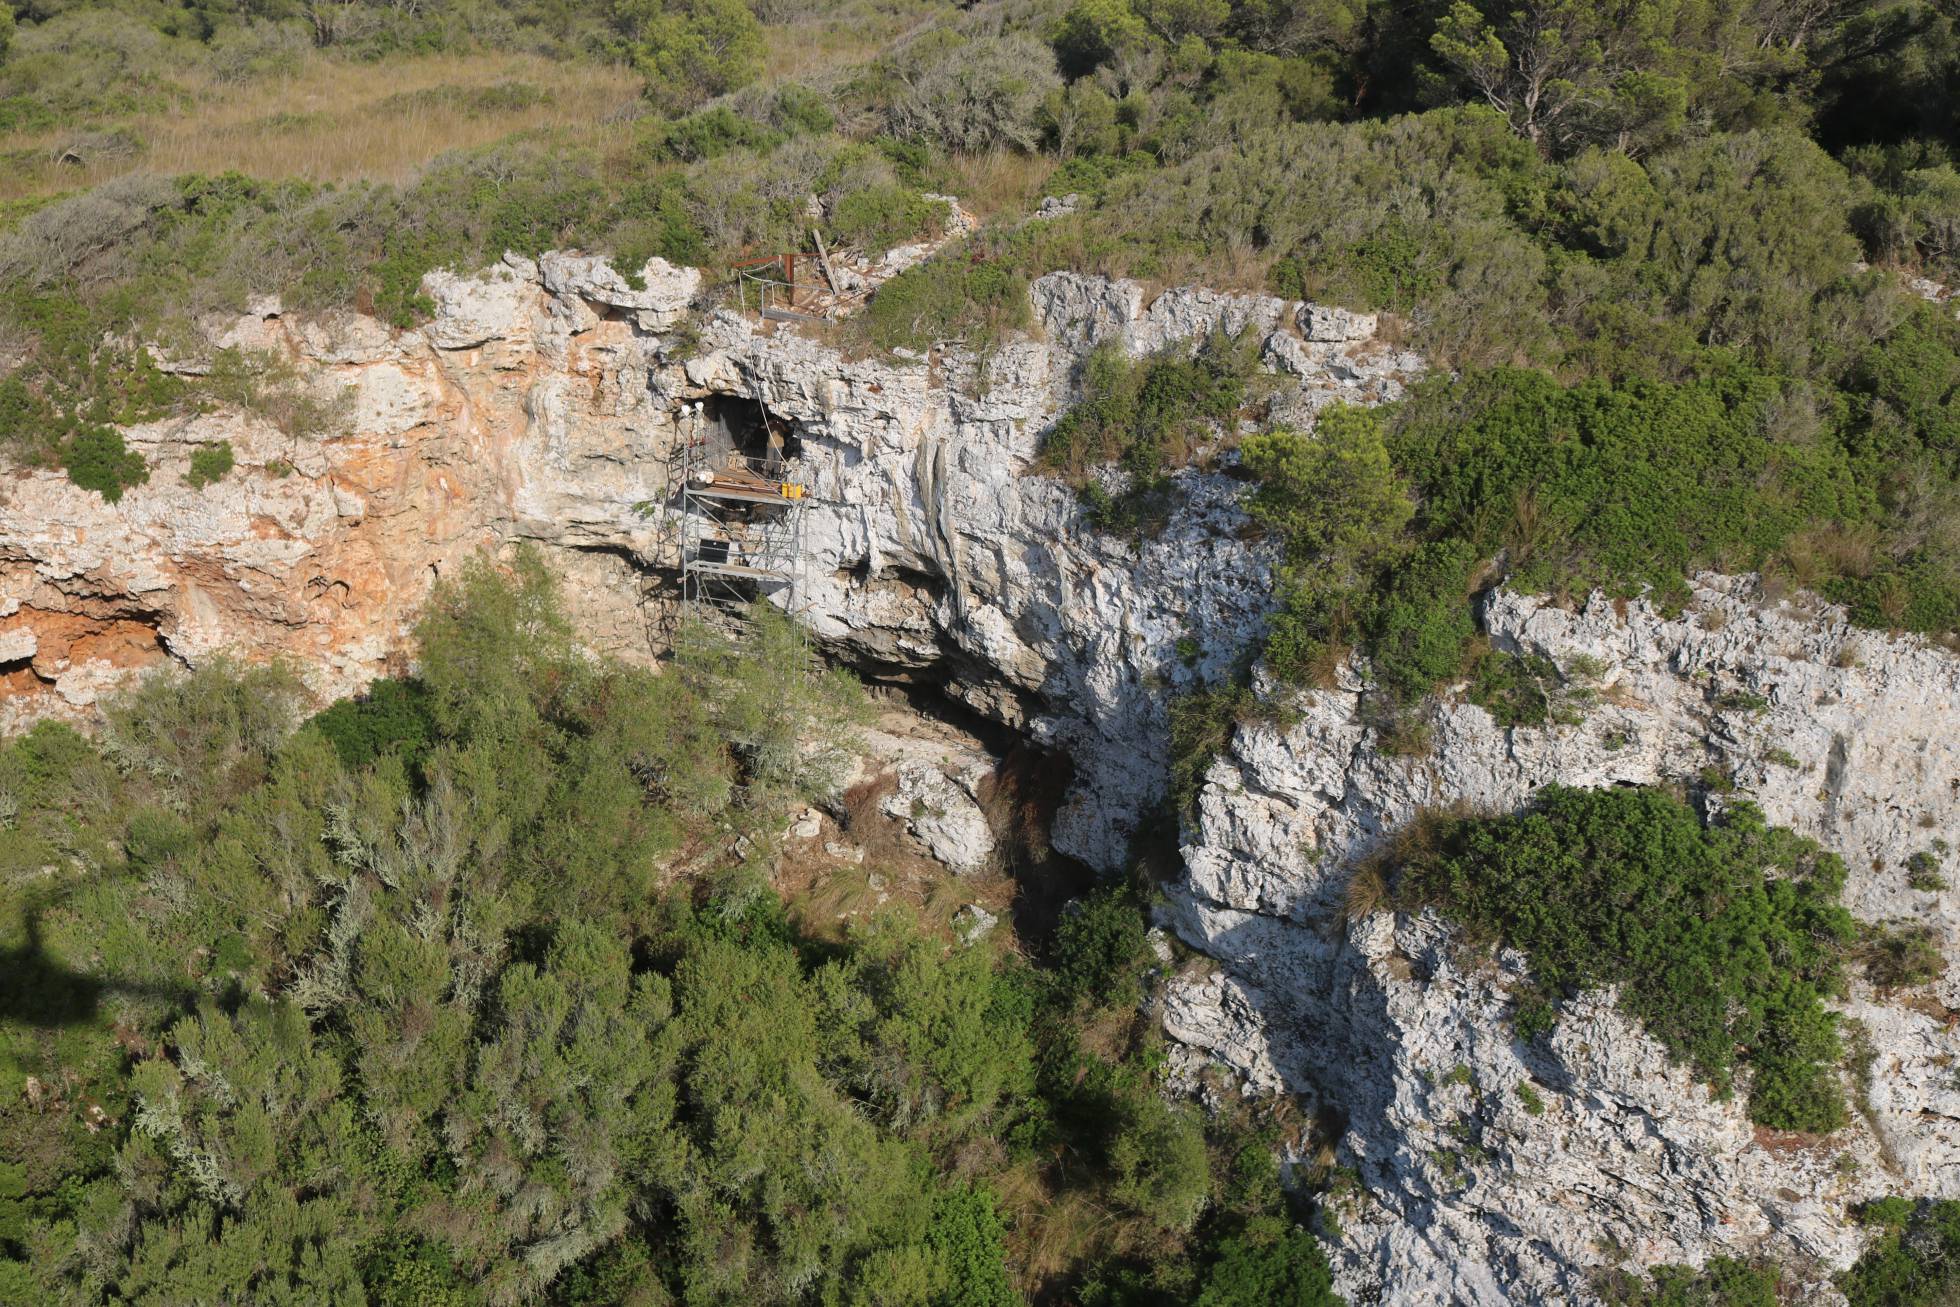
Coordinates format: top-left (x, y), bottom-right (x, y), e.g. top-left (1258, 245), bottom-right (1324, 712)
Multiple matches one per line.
top-left (939, 149), bottom-right (1058, 224)
top-left (761, 19), bottom-right (897, 81)
top-left (758, 0), bottom-right (940, 82)
top-left (0, 53), bottom-right (643, 202)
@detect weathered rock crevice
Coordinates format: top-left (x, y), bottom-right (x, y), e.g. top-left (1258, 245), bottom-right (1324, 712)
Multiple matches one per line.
top-left (1166, 577), bottom-right (1960, 1302)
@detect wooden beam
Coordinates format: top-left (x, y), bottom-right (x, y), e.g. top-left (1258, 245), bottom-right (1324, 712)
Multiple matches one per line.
top-left (812, 227), bottom-right (840, 294)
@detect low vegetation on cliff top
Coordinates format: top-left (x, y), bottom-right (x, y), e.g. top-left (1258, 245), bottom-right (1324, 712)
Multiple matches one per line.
top-left (0, 555), bottom-right (1341, 1305)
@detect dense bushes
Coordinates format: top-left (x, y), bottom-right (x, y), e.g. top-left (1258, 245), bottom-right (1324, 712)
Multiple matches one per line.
top-left (1229, 345), bottom-right (1960, 709)
top-left (1466, 651), bottom-right (1573, 729)
top-left (1400, 786), bottom-right (1856, 1132)
top-left (1393, 365), bottom-right (1865, 605)
top-left (885, 29), bottom-right (1061, 155)
top-left (1046, 331), bottom-right (1256, 483)
top-left (856, 252), bottom-right (1031, 353)
top-left (1598, 1257), bottom-right (1782, 1307)
top-left (306, 676), bottom-right (437, 770)
top-left (610, 0), bottom-right (762, 111)
top-left (1195, 1216), bottom-right (1342, 1307)
top-left (1839, 1198), bottom-right (1960, 1306)
top-left (1048, 884), bottom-right (1151, 1009)
top-left (183, 439), bottom-right (232, 487)
top-left (1241, 407), bottom-right (1413, 684)
top-left (0, 553), bottom-right (1342, 1304)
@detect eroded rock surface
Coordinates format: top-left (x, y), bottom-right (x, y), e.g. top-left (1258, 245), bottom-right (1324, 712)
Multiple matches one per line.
top-left (1165, 578), bottom-right (1960, 1303)
top-left (0, 255), bottom-right (1415, 877)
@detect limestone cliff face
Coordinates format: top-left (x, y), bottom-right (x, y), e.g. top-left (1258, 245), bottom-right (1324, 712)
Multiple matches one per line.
top-left (0, 252), bottom-right (692, 729)
top-left (681, 275), bottom-right (1415, 863)
top-left (0, 250), bottom-right (1418, 871)
top-left (1165, 580), bottom-right (1960, 1303)
top-left (4, 250), bottom-right (1956, 1302)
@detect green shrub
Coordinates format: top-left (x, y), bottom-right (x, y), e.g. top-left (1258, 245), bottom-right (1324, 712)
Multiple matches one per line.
top-left (859, 253), bottom-right (1030, 354)
top-left (1600, 1257), bottom-right (1782, 1307)
top-left (184, 440), bottom-right (233, 488)
top-left (1240, 407), bottom-right (1419, 688)
top-left (1050, 885), bottom-right (1150, 1010)
top-left (99, 657), bottom-right (304, 811)
top-left (205, 348), bottom-right (347, 439)
top-left (1840, 1199), bottom-right (1960, 1307)
top-left (61, 426), bottom-right (148, 500)
top-left (926, 1185), bottom-right (1016, 1307)
top-left (885, 31), bottom-right (1061, 154)
top-left (1906, 849), bottom-right (1947, 891)
top-left (123, 805), bottom-right (192, 869)
top-left (611, 0), bottom-right (763, 111)
top-left (1169, 682), bottom-right (1256, 812)
top-left (1467, 651), bottom-right (1581, 728)
top-left (1391, 364), bottom-right (1864, 609)
top-left (1325, 214), bottom-right (1444, 315)
top-left (1197, 1214), bottom-right (1342, 1307)
top-left (1364, 538), bottom-right (1477, 703)
top-left (608, 172), bottom-right (710, 273)
top-left (1242, 410), bottom-right (1414, 579)
top-left (1402, 786), bottom-right (1855, 1132)
top-left (1045, 330), bottom-right (1254, 485)
top-left (305, 678), bottom-right (437, 772)
top-left (1858, 921), bottom-right (1946, 990)
top-left (1106, 1078), bottom-right (1209, 1231)
top-left (827, 184), bottom-right (945, 253)
top-left (644, 103), bottom-right (782, 162)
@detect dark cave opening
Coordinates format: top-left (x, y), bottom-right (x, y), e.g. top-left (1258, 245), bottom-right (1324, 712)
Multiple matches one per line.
top-left (697, 393), bottom-right (802, 467)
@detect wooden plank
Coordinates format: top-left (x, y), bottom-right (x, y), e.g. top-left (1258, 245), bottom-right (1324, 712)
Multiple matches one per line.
top-left (812, 227), bottom-right (840, 294)
top-left (686, 484), bottom-right (796, 505)
top-left (689, 560), bottom-right (793, 580)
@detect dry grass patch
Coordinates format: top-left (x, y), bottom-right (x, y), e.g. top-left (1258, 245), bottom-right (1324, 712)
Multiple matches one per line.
top-left (780, 786), bottom-right (1020, 946)
top-left (1337, 860), bottom-right (1389, 931)
top-left (1007, 1182), bottom-right (1119, 1291)
top-left (1075, 1001), bottom-right (1148, 1063)
top-left (761, 21), bottom-right (896, 81)
top-left (790, 864), bottom-right (891, 941)
top-left (940, 149), bottom-right (1057, 223)
top-left (999, 1164), bottom-right (1189, 1299)
top-left (0, 53), bottom-right (641, 202)
top-left (758, 0), bottom-right (942, 81)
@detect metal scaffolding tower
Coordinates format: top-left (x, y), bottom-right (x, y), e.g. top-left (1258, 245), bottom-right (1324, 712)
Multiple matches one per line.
top-left (662, 397), bottom-right (810, 632)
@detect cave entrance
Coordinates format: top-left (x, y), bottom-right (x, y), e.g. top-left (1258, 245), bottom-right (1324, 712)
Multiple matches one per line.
top-left (700, 393), bottom-right (801, 472)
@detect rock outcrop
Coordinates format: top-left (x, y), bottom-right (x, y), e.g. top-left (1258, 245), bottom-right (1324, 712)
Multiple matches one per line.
top-left (1166, 578), bottom-right (1960, 1302)
top-left (0, 251), bottom-right (1419, 875)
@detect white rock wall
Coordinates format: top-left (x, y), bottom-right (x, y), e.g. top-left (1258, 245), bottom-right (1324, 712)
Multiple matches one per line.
top-left (1166, 578), bottom-right (1960, 1303)
top-left (675, 272), bottom-right (1420, 867)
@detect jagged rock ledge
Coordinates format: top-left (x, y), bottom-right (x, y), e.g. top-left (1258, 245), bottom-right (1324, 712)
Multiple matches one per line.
top-left (1165, 577), bottom-right (1960, 1303)
top-left (0, 250), bottom-right (1420, 874)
